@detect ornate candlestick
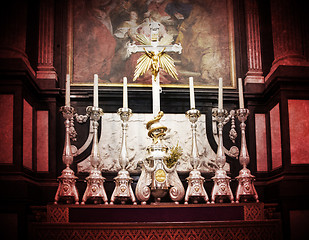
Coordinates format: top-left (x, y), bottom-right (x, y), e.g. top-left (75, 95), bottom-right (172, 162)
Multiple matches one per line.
top-left (110, 108), bottom-right (137, 205)
top-left (184, 109), bottom-right (209, 204)
top-left (235, 108), bottom-right (259, 203)
top-left (54, 106), bottom-right (79, 204)
top-left (211, 108), bottom-right (234, 203)
top-left (81, 106), bottom-right (108, 204)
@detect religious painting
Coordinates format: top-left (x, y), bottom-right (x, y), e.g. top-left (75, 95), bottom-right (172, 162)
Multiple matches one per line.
top-left (68, 0), bottom-right (236, 88)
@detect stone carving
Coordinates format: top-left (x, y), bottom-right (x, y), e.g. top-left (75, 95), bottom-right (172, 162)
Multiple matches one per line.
top-left (77, 113), bottom-right (227, 174)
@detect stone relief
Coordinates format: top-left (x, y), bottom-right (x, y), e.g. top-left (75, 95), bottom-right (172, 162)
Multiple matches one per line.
top-left (77, 113), bottom-right (229, 174)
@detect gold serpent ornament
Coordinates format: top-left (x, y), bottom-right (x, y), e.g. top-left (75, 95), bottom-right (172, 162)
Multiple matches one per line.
top-left (146, 111), bottom-right (167, 144)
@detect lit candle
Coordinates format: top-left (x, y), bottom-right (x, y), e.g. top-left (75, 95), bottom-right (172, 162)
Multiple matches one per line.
top-left (65, 74), bottom-right (70, 107)
top-left (123, 77), bottom-right (128, 108)
top-left (218, 77), bottom-right (223, 109)
top-left (238, 78), bottom-right (244, 109)
top-left (93, 74), bottom-right (98, 107)
top-left (189, 77), bottom-right (195, 109)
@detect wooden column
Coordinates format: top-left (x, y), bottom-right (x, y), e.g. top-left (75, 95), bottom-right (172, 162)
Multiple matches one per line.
top-left (269, 0), bottom-right (308, 70)
top-left (244, 0), bottom-right (264, 85)
top-left (0, 0), bottom-right (32, 68)
top-left (36, 0), bottom-right (58, 89)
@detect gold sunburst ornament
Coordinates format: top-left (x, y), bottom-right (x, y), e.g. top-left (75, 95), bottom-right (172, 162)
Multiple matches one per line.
top-left (133, 34), bottom-right (179, 82)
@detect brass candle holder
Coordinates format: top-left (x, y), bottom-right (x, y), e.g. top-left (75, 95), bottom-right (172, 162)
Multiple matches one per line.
top-left (81, 106), bottom-right (108, 204)
top-left (235, 108), bottom-right (259, 203)
top-left (110, 108), bottom-right (137, 205)
top-left (211, 108), bottom-right (234, 203)
top-left (184, 109), bottom-right (209, 204)
top-left (54, 106), bottom-right (79, 204)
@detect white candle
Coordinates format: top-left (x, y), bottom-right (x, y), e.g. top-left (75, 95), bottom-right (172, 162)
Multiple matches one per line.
top-left (123, 77), bottom-right (128, 108)
top-left (189, 77), bottom-right (195, 109)
top-left (152, 74), bottom-right (160, 116)
top-left (238, 78), bottom-right (244, 109)
top-left (218, 77), bottom-right (223, 109)
top-left (93, 74), bottom-right (99, 107)
top-left (65, 74), bottom-right (70, 107)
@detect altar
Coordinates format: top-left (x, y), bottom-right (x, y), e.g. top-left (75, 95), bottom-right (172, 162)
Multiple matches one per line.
top-left (29, 202), bottom-right (281, 240)
top-left (54, 17), bottom-right (260, 206)
top-left (2, 0), bottom-right (309, 239)
top-left (37, 19), bottom-right (282, 239)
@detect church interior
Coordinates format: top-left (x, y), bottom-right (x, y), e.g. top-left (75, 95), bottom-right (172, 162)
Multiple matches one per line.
top-left (0, 0), bottom-right (309, 239)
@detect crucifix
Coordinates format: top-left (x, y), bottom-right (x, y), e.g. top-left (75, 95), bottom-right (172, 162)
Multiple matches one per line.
top-left (127, 21), bottom-right (182, 116)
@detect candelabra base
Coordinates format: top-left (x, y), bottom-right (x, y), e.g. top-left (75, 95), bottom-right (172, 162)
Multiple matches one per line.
top-left (211, 169), bottom-right (234, 203)
top-left (54, 167), bottom-right (79, 204)
top-left (135, 112), bottom-right (185, 204)
top-left (81, 169), bottom-right (108, 205)
top-left (110, 169), bottom-right (137, 205)
top-left (151, 188), bottom-right (169, 203)
top-left (184, 170), bottom-right (209, 204)
top-left (235, 168), bottom-right (259, 203)
top-left (135, 156), bottom-right (185, 204)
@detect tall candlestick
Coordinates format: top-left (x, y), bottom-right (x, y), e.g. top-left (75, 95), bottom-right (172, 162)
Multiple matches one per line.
top-left (189, 77), bottom-right (195, 109)
top-left (238, 78), bottom-right (244, 109)
top-left (94, 74), bottom-right (98, 107)
top-left (218, 78), bottom-right (223, 109)
top-left (65, 74), bottom-right (70, 107)
top-left (123, 77), bottom-right (128, 108)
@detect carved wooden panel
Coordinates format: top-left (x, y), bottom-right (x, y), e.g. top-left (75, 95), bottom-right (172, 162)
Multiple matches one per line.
top-left (47, 205), bottom-right (69, 223)
top-left (244, 203), bottom-right (264, 220)
top-left (31, 220), bottom-right (281, 240)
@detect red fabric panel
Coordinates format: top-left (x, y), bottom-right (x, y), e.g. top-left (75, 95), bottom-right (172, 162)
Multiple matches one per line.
top-left (255, 114), bottom-right (268, 171)
top-left (36, 110), bottom-right (49, 172)
top-left (288, 99), bottom-right (309, 164)
top-left (0, 94), bottom-right (14, 164)
top-left (270, 104), bottom-right (282, 169)
top-left (23, 99), bottom-right (33, 169)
